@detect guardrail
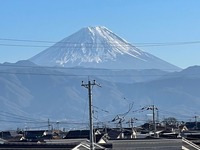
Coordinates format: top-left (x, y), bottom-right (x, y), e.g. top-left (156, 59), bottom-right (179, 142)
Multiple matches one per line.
top-left (182, 137), bottom-right (200, 150)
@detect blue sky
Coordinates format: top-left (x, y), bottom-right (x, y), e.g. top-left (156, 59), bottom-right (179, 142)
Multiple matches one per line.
top-left (0, 0), bottom-right (200, 69)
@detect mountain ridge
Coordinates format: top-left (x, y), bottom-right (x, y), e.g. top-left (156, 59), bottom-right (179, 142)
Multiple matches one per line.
top-left (0, 60), bottom-right (199, 129)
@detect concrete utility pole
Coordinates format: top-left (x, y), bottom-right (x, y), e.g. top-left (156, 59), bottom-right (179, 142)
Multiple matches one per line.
top-left (144, 105), bottom-right (158, 137)
top-left (152, 105), bottom-right (156, 137)
top-left (194, 116), bottom-right (199, 130)
top-left (127, 118), bottom-right (137, 128)
top-left (48, 118), bottom-right (50, 131)
top-left (81, 80), bottom-right (101, 150)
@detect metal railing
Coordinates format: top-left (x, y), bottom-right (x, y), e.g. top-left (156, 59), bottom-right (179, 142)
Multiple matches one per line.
top-left (182, 137), bottom-right (200, 150)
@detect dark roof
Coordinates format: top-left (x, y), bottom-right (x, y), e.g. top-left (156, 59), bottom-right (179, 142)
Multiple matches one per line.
top-left (95, 134), bottom-right (106, 143)
top-left (0, 131), bottom-right (12, 139)
top-left (65, 130), bottom-right (90, 139)
top-left (123, 130), bottom-right (133, 136)
top-left (23, 130), bottom-right (52, 140)
top-left (185, 122), bottom-right (200, 130)
top-left (107, 129), bottom-right (121, 139)
top-left (64, 130), bottom-right (106, 143)
top-left (25, 130), bottom-right (45, 139)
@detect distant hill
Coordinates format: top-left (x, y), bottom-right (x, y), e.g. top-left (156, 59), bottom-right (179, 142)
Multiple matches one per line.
top-left (0, 60), bottom-right (199, 129)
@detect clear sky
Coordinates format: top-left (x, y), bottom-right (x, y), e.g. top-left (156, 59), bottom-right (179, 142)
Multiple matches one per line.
top-left (0, 0), bottom-right (200, 69)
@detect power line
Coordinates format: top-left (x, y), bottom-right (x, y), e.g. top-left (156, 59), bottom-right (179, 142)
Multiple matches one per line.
top-left (1, 38), bottom-right (200, 47)
top-left (0, 110), bottom-right (92, 126)
top-left (0, 64), bottom-right (182, 76)
top-left (0, 111), bottom-right (47, 124)
top-left (0, 63), bottom-right (181, 71)
top-left (1, 70), bottom-right (200, 77)
top-left (0, 43), bottom-right (136, 48)
top-left (0, 70), bottom-right (88, 77)
top-left (133, 41), bottom-right (200, 47)
top-left (0, 43), bottom-right (50, 48)
top-left (0, 38), bottom-right (56, 43)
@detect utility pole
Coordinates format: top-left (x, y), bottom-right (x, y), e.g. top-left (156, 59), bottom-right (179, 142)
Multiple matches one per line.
top-left (156, 110), bottom-right (159, 123)
top-left (48, 118), bottom-right (50, 131)
top-left (81, 80), bottom-right (101, 150)
top-left (143, 105), bottom-right (158, 137)
top-left (152, 105), bottom-right (156, 137)
top-left (129, 118), bottom-right (138, 128)
top-left (195, 116), bottom-right (199, 130)
top-left (56, 121), bottom-right (60, 130)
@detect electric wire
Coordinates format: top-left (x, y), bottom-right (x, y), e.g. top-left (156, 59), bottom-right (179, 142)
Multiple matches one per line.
top-left (0, 111), bottom-right (48, 124)
top-left (0, 63), bottom-right (181, 71)
top-left (1, 37), bottom-right (200, 47)
top-left (0, 69), bottom-right (186, 78)
top-left (0, 106), bottom-right (197, 128)
top-left (0, 43), bottom-right (50, 48)
top-left (0, 36), bottom-right (199, 128)
top-left (0, 63), bottom-right (189, 77)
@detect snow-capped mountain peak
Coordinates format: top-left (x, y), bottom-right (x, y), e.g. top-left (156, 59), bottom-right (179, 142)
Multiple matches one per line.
top-left (29, 26), bottom-right (180, 70)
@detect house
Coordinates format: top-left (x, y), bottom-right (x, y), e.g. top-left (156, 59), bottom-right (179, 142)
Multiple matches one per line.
top-left (64, 129), bottom-right (107, 144)
top-left (185, 122), bottom-right (200, 130)
top-left (0, 138), bottom-right (107, 149)
top-left (72, 141), bottom-right (106, 150)
top-left (0, 138), bottom-right (7, 144)
top-left (159, 130), bottom-right (179, 138)
top-left (20, 130), bottom-right (52, 142)
top-left (107, 129), bottom-right (122, 139)
top-left (107, 128), bottom-right (136, 139)
top-left (44, 139), bottom-right (106, 150)
top-left (179, 125), bottom-right (188, 132)
top-left (0, 131), bottom-right (12, 139)
top-left (181, 130), bottom-right (200, 140)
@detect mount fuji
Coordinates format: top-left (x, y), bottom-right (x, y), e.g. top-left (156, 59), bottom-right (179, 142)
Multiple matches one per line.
top-left (29, 26), bottom-right (180, 71)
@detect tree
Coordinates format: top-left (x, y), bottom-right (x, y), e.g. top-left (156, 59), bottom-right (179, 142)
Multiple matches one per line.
top-left (163, 117), bottom-right (178, 126)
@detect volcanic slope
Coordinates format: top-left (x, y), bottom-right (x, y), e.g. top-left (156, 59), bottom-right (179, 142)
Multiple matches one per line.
top-left (29, 26), bottom-right (180, 71)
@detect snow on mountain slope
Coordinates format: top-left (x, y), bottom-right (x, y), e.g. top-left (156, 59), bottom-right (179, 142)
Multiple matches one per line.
top-left (29, 26), bottom-right (180, 71)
